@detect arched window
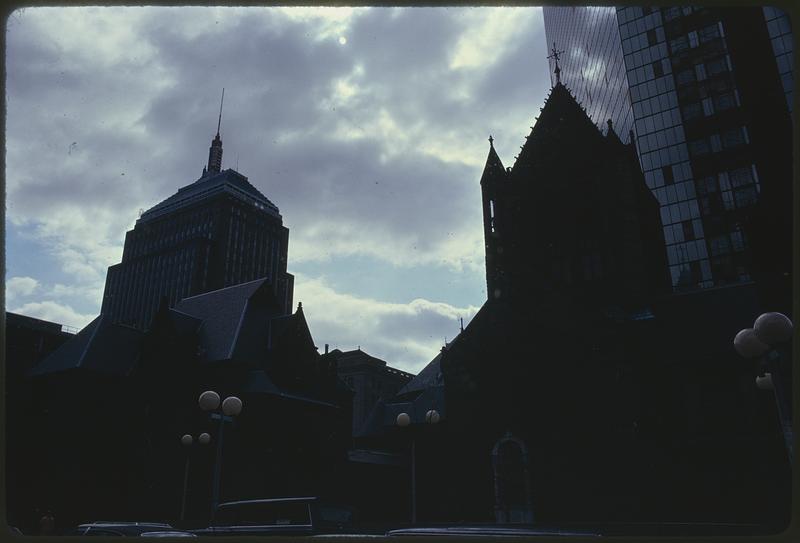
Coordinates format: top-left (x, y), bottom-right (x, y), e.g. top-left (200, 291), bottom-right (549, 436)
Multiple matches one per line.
top-left (492, 432), bottom-right (533, 523)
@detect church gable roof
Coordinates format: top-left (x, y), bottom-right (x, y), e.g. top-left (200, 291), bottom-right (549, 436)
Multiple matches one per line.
top-left (29, 315), bottom-right (144, 377)
top-left (397, 347), bottom-right (446, 397)
top-left (175, 278), bottom-right (276, 362)
top-left (267, 304), bottom-right (318, 368)
top-left (167, 308), bottom-right (204, 336)
top-left (513, 82), bottom-right (607, 171)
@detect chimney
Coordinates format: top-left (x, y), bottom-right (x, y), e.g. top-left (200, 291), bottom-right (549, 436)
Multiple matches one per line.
top-left (324, 343), bottom-right (329, 354)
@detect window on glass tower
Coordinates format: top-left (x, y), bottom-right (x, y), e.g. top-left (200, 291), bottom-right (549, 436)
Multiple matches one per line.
top-left (647, 29), bottom-right (658, 46)
top-left (710, 235), bottom-right (731, 256)
top-left (682, 102), bottom-right (702, 120)
top-left (721, 127), bottom-right (747, 148)
top-left (730, 229), bottom-right (746, 252)
top-left (694, 63), bottom-right (707, 80)
top-left (682, 220), bottom-right (695, 241)
top-left (699, 23), bottom-right (721, 43)
top-left (696, 175), bottom-right (716, 196)
top-left (690, 261), bottom-right (702, 284)
top-left (713, 92), bottom-right (737, 112)
top-left (689, 139), bottom-right (710, 156)
top-left (652, 60), bottom-right (664, 77)
top-left (734, 186), bottom-right (758, 207)
top-left (729, 166), bottom-right (754, 187)
top-left (670, 36), bottom-right (689, 52)
top-left (676, 69), bottom-right (695, 85)
top-left (706, 56), bottom-right (729, 76)
top-left (664, 7), bottom-right (681, 21)
top-left (709, 133), bottom-right (722, 152)
top-left (662, 166), bottom-right (675, 185)
top-left (702, 97), bottom-right (715, 116)
top-left (701, 192), bottom-right (723, 215)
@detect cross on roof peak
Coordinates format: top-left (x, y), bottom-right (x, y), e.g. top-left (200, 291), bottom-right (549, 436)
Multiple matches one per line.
top-left (547, 42), bottom-right (565, 85)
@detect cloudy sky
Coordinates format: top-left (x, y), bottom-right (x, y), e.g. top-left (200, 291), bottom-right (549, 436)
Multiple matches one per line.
top-left (6, 6), bottom-right (551, 372)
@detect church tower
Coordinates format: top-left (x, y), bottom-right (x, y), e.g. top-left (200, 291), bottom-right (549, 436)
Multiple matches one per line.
top-left (480, 135), bottom-right (509, 300)
top-left (479, 62), bottom-right (670, 311)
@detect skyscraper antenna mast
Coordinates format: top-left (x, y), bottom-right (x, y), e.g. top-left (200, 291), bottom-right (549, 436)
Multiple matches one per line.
top-left (205, 89), bottom-right (226, 175)
top-left (217, 88), bottom-right (225, 136)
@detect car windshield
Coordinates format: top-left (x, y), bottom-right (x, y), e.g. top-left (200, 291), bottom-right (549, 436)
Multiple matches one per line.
top-left (215, 501), bottom-right (312, 526)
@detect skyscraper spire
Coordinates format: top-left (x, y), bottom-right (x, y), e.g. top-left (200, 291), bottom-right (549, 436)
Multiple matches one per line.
top-left (216, 88), bottom-right (224, 136)
top-left (206, 88), bottom-right (225, 175)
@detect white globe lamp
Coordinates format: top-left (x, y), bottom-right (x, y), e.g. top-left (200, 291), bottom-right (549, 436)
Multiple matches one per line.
top-left (199, 390), bottom-right (221, 412)
top-left (733, 328), bottom-right (770, 358)
top-left (222, 396), bottom-right (243, 417)
top-left (754, 312), bottom-right (794, 345)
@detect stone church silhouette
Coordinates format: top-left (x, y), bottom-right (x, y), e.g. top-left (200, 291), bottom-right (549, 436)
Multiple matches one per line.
top-left (357, 76), bottom-right (788, 527)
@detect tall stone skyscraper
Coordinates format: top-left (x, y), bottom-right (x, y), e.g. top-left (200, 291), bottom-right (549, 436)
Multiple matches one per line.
top-left (101, 97), bottom-right (294, 329)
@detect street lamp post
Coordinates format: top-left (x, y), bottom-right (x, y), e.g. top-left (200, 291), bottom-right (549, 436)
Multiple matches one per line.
top-left (396, 409), bottom-right (440, 524)
top-left (180, 432), bottom-right (210, 521)
top-left (198, 390), bottom-right (243, 520)
top-left (734, 312), bottom-right (793, 465)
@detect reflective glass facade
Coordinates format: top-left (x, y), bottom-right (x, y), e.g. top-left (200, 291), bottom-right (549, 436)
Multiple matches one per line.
top-left (542, 6), bottom-right (793, 292)
top-left (543, 6), bottom-right (635, 139)
top-left (763, 6), bottom-right (794, 112)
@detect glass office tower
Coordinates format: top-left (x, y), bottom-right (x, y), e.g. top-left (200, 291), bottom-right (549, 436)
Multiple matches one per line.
top-left (543, 6), bottom-right (793, 292)
top-left (763, 6), bottom-right (794, 112)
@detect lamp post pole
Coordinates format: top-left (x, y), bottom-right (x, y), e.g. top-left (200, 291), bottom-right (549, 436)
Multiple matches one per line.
top-left (410, 437), bottom-right (416, 524)
top-left (396, 409), bottom-right (440, 524)
top-left (734, 312), bottom-right (793, 466)
top-left (198, 391), bottom-right (243, 521)
top-left (180, 432), bottom-right (210, 521)
top-left (211, 414), bottom-right (226, 517)
top-left (764, 347), bottom-right (793, 462)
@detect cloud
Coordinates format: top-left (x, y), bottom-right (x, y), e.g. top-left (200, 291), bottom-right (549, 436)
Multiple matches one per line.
top-left (450, 8), bottom-right (540, 70)
top-left (9, 300), bottom-right (96, 330)
top-left (295, 274), bottom-right (480, 373)
top-left (6, 6), bottom-right (550, 325)
top-left (6, 276), bottom-right (40, 300)
top-left (46, 283), bottom-right (106, 309)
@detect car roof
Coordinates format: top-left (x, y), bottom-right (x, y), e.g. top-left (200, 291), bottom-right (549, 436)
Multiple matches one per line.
top-left (218, 497), bottom-right (318, 507)
top-left (79, 522), bottom-right (174, 529)
top-left (386, 527), bottom-right (601, 537)
top-left (140, 531), bottom-right (197, 537)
